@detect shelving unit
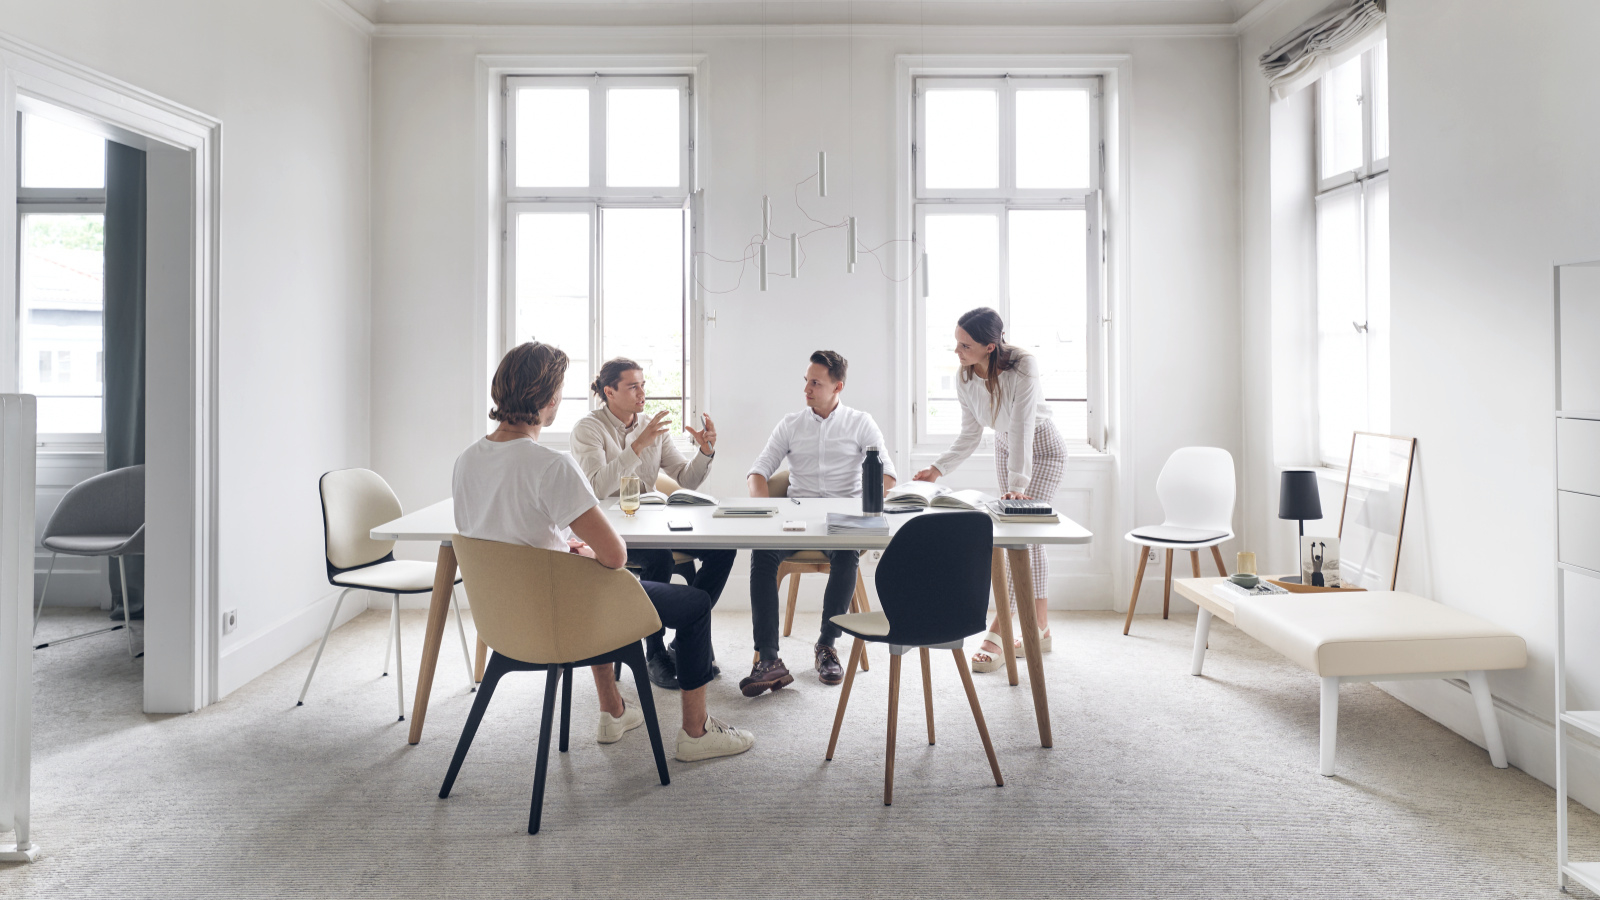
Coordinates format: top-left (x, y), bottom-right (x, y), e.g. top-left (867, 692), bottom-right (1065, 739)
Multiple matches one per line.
top-left (1555, 260), bottom-right (1600, 893)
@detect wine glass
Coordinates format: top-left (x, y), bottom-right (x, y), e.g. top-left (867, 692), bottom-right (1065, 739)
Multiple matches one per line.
top-left (619, 475), bottom-right (641, 517)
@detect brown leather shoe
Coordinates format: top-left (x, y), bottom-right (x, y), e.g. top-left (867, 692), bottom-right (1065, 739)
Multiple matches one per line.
top-left (815, 643), bottom-right (844, 686)
top-left (739, 657), bottom-right (794, 697)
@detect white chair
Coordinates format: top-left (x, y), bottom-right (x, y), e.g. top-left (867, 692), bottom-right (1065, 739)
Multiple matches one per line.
top-left (32, 465), bottom-right (145, 658)
top-left (1123, 447), bottom-right (1235, 635)
top-left (299, 468), bottom-right (474, 720)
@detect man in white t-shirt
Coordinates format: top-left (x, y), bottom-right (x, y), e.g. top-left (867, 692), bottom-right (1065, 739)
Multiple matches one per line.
top-left (742, 350), bottom-right (897, 695)
top-left (453, 341), bottom-right (753, 762)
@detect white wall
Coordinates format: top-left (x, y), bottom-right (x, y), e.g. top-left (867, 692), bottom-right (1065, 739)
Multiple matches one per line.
top-left (1239, 0), bottom-right (1600, 808)
top-left (0, 0), bottom-right (373, 697)
top-left (370, 26), bottom-right (1242, 615)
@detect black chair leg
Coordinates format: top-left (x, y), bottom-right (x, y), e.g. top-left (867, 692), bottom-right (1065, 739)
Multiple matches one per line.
top-left (529, 666), bottom-right (562, 834)
top-left (614, 660), bottom-right (623, 681)
top-left (623, 641), bottom-right (670, 786)
top-left (440, 652), bottom-right (511, 799)
top-left (559, 664), bottom-right (573, 753)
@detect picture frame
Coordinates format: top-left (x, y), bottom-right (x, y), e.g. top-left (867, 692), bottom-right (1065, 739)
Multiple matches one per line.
top-left (1338, 432), bottom-right (1418, 591)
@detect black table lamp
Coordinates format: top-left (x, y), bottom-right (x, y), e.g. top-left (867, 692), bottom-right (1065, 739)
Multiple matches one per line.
top-left (1279, 470), bottom-right (1323, 538)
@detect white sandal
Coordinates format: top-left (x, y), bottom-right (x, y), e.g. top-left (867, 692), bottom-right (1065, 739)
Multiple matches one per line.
top-left (970, 631), bottom-right (1008, 673)
top-left (1012, 628), bottom-right (1052, 657)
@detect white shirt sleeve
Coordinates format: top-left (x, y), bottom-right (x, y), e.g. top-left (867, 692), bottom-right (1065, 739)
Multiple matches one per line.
top-left (747, 416), bottom-right (791, 481)
top-left (1002, 358), bottom-right (1044, 494)
top-left (543, 453), bottom-right (602, 530)
top-left (933, 382), bottom-right (985, 478)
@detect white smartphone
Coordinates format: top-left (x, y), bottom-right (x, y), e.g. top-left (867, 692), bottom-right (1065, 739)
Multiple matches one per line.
top-left (668, 519), bottom-right (693, 532)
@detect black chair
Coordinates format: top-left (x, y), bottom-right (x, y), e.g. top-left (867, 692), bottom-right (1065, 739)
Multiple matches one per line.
top-left (824, 510), bottom-right (1004, 805)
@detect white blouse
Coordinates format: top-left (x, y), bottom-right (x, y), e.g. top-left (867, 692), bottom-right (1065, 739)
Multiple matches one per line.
top-left (932, 354), bottom-right (1053, 495)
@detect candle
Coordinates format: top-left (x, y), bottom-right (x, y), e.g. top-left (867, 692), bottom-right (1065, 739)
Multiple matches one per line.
top-left (1236, 551), bottom-right (1257, 576)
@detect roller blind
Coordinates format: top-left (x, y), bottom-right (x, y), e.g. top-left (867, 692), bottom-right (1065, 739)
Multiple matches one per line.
top-left (1260, 0), bottom-right (1386, 100)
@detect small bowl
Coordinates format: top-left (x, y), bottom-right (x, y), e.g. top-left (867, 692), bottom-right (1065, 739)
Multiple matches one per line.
top-left (1228, 573), bottom-right (1260, 589)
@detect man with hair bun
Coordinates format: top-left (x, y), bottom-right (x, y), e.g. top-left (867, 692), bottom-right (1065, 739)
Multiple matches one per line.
top-left (742, 350), bottom-right (897, 694)
top-left (570, 356), bottom-right (734, 690)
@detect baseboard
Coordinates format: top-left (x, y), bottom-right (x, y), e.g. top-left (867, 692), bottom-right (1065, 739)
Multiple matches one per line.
top-left (217, 587), bottom-right (370, 698)
top-left (1378, 678), bottom-right (1600, 814)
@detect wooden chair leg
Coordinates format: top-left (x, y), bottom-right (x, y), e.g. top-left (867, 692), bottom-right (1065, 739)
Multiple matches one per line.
top-left (1210, 545), bottom-right (1228, 577)
top-left (920, 647), bottom-right (935, 745)
top-left (854, 573), bottom-right (872, 672)
top-left (953, 648), bottom-right (1003, 787)
top-left (826, 638), bottom-right (865, 760)
top-left (1190, 550), bottom-right (1201, 578)
top-left (474, 637), bottom-right (488, 683)
top-left (528, 665), bottom-right (561, 834)
top-left (1162, 549), bottom-right (1174, 619)
top-left (885, 653), bottom-right (902, 806)
top-left (782, 572), bottom-right (800, 637)
top-left (1123, 545), bottom-right (1150, 635)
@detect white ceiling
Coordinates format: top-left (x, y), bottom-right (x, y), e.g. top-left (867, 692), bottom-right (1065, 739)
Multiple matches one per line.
top-left (337, 0), bottom-right (1282, 30)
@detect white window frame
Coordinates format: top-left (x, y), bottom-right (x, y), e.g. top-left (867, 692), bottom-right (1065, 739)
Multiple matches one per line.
top-left (501, 73), bottom-right (696, 440)
top-left (912, 74), bottom-right (1105, 451)
top-left (15, 114), bottom-right (107, 448)
top-left (1312, 42), bottom-right (1389, 468)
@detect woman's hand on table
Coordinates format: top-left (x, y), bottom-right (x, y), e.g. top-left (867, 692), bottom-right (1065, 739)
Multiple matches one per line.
top-left (1001, 491), bottom-right (1031, 501)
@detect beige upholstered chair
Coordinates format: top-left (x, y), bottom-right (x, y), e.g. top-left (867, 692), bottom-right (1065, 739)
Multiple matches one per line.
top-left (301, 468), bottom-right (473, 720)
top-left (757, 469), bottom-right (872, 670)
top-left (440, 536), bottom-right (670, 835)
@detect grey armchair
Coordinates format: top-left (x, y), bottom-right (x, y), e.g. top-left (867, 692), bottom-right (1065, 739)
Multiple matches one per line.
top-left (33, 464), bottom-right (145, 658)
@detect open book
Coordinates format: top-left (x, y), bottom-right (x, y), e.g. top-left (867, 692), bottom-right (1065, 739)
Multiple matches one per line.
top-left (636, 488), bottom-right (717, 506)
top-left (884, 481), bottom-right (991, 511)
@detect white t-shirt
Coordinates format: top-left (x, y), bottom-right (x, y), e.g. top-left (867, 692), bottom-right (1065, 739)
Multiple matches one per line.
top-left (452, 436), bottom-right (599, 553)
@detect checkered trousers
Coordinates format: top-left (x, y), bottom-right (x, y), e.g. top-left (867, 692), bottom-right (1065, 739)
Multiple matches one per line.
top-left (994, 417), bottom-right (1066, 609)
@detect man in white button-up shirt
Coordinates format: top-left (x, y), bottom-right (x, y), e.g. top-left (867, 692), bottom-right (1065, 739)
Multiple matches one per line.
top-left (741, 350), bottom-right (897, 695)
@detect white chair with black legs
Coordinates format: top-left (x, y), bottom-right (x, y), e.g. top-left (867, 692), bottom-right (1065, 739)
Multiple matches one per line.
top-left (299, 468), bottom-right (474, 721)
top-left (32, 465), bottom-right (145, 658)
top-left (1122, 447), bottom-right (1236, 636)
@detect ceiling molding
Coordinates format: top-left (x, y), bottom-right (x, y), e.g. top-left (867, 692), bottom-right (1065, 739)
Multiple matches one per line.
top-left (375, 20), bottom-right (1237, 38)
top-left (313, 0), bottom-right (378, 35)
top-left (1231, 0), bottom-right (1299, 35)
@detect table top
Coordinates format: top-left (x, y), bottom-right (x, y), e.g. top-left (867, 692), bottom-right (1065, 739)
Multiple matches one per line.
top-left (1172, 576), bottom-right (1241, 624)
top-left (372, 497), bottom-right (1092, 550)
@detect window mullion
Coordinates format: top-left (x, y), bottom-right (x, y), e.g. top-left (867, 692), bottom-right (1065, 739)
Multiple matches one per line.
top-left (591, 204), bottom-right (603, 410)
top-left (591, 77), bottom-right (607, 195)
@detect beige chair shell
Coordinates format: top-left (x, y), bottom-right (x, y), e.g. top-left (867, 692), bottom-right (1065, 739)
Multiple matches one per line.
top-left (453, 536), bottom-right (663, 666)
top-left (320, 468), bottom-right (402, 570)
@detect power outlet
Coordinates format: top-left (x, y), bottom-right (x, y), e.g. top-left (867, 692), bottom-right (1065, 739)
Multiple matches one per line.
top-left (222, 609), bottom-right (238, 635)
top-left (1148, 548), bottom-right (1159, 564)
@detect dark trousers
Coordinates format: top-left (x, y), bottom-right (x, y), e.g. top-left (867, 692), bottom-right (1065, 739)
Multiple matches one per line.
top-left (748, 549), bottom-right (858, 660)
top-left (639, 580), bottom-right (715, 691)
top-left (629, 548), bottom-right (735, 658)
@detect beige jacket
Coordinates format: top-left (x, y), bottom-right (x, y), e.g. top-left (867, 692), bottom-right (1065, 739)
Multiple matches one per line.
top-left (570, 406), bottom-right (714, 498)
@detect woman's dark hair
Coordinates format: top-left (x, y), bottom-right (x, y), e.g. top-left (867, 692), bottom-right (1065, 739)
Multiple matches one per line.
top-left (590, 357), bottom-right (643, 400)
top-left (489, 341), bottom-right (569, 426)
top-left (956, 307), bottom-right (1029, 423)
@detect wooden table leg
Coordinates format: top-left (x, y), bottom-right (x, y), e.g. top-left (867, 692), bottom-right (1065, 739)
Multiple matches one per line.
top-left (1005, 547), bottom-right (1053, 748)
top-left (407, 541), bottom-right (458, 745)
top-left (474, 638), bottom-right (488, 683)
top-left (990, 548), bottom-right (1018, 686)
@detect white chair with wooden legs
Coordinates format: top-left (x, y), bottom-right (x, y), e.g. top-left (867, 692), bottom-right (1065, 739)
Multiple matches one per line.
top-left (754, 470), bottom-right (872, 671)
top-left (827, 511), bottom-right (1003, 806)
top-left (300, 468), bottom-right (474, 720)
top-left (1123, 447), bottom-right (1236, 636)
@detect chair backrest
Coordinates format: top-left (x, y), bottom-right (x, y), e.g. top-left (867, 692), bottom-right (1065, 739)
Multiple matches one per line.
top-left (656, 471), bottom-right (681, 494)
top-left (45, 465), bottom-right (144, 540)
top-left (319, 468), bottom-right (402, 573)
top-left (1156, 447), bottom-right (1236, 533)
top-left (767, 469), bottom-right (791, 498)
top-left (453, 536), bottom-right (663, 665)
top-left (873, 511), bottom-right (993, 647)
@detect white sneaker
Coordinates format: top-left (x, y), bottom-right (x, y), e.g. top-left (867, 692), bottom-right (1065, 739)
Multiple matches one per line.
top-left (675, 714), bottom-right (755, 762)
top-left (597, 698), bottom-right (644, 744)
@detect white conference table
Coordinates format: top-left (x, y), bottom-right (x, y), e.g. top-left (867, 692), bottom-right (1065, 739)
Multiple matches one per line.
top-left (373, 497), bottom-right (1092, 748)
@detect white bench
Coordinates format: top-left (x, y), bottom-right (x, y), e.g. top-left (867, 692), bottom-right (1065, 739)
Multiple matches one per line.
top-left (1177, 579), bottom-right (1527, 776)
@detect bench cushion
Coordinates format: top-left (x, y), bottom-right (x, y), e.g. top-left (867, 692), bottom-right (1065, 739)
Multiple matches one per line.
top-left (1233, 591), bottom-right (1527, 678)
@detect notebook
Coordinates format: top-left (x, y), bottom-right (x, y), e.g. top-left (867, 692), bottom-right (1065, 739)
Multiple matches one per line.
top-left (636, 487), bottom-right (717, 506)
top-left (825, 512), bottom-right (890, 535)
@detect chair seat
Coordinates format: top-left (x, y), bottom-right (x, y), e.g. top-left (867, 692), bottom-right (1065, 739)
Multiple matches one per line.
top-left (830, 610), bottom-right (891, 639)
top-left (43, 534), bottom-right (139, 556)
top-left (1234, 591), bottom-right (1528, 678)
top-left (787, 550), bottom-right (832, 564)
top-left (672, 552), bottom-right (694, 565)
top-left (333, 560), bottom-right (460, 593)
top-left (1125, 525), bottom-right (1233, 547)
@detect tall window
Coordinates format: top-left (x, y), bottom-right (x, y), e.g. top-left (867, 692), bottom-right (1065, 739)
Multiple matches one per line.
top-left (16, 113), bottom-right (107, 440)
top-left (913, 76), bottom-right (1103, 450)
top-left (504, 75), bottom-right (693, 434)
top-left (1315, 41), bottom-right (1389, 466)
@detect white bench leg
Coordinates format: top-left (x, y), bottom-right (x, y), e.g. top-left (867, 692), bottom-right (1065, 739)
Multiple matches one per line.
top-left (1320, 676), bottom-right (1339, 776)
top-left (1190, 608), bottom-right (1213, 676)
top-left (1466, 670), bottom-right (1508, 768)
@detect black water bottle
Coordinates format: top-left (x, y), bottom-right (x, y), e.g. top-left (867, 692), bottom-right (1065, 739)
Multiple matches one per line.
top-left (862, 446), bottom-right (884, 514)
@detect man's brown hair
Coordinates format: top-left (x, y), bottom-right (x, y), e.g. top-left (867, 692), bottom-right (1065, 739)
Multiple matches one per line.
top-left (490, 341), bottom-right (569, 426)
top-left (809, 349), bottom-right (847, 383)
top-left (590, 357), bottom-right (643, 399)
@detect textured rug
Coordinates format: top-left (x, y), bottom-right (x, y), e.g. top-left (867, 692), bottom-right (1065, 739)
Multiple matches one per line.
top-left (4, 606), bottom-right (1594, 899)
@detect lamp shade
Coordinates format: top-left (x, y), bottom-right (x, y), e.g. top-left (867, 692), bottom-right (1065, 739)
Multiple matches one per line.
top-left (1279, 470), bottom-right (1323, 521)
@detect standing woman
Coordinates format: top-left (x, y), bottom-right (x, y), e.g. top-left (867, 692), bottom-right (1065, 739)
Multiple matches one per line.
top-left (914, 307), bottom-right (1066, 672)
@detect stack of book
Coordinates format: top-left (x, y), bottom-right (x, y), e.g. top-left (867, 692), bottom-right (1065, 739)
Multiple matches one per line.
top-left (826, 512), bottom-right (890, 535)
